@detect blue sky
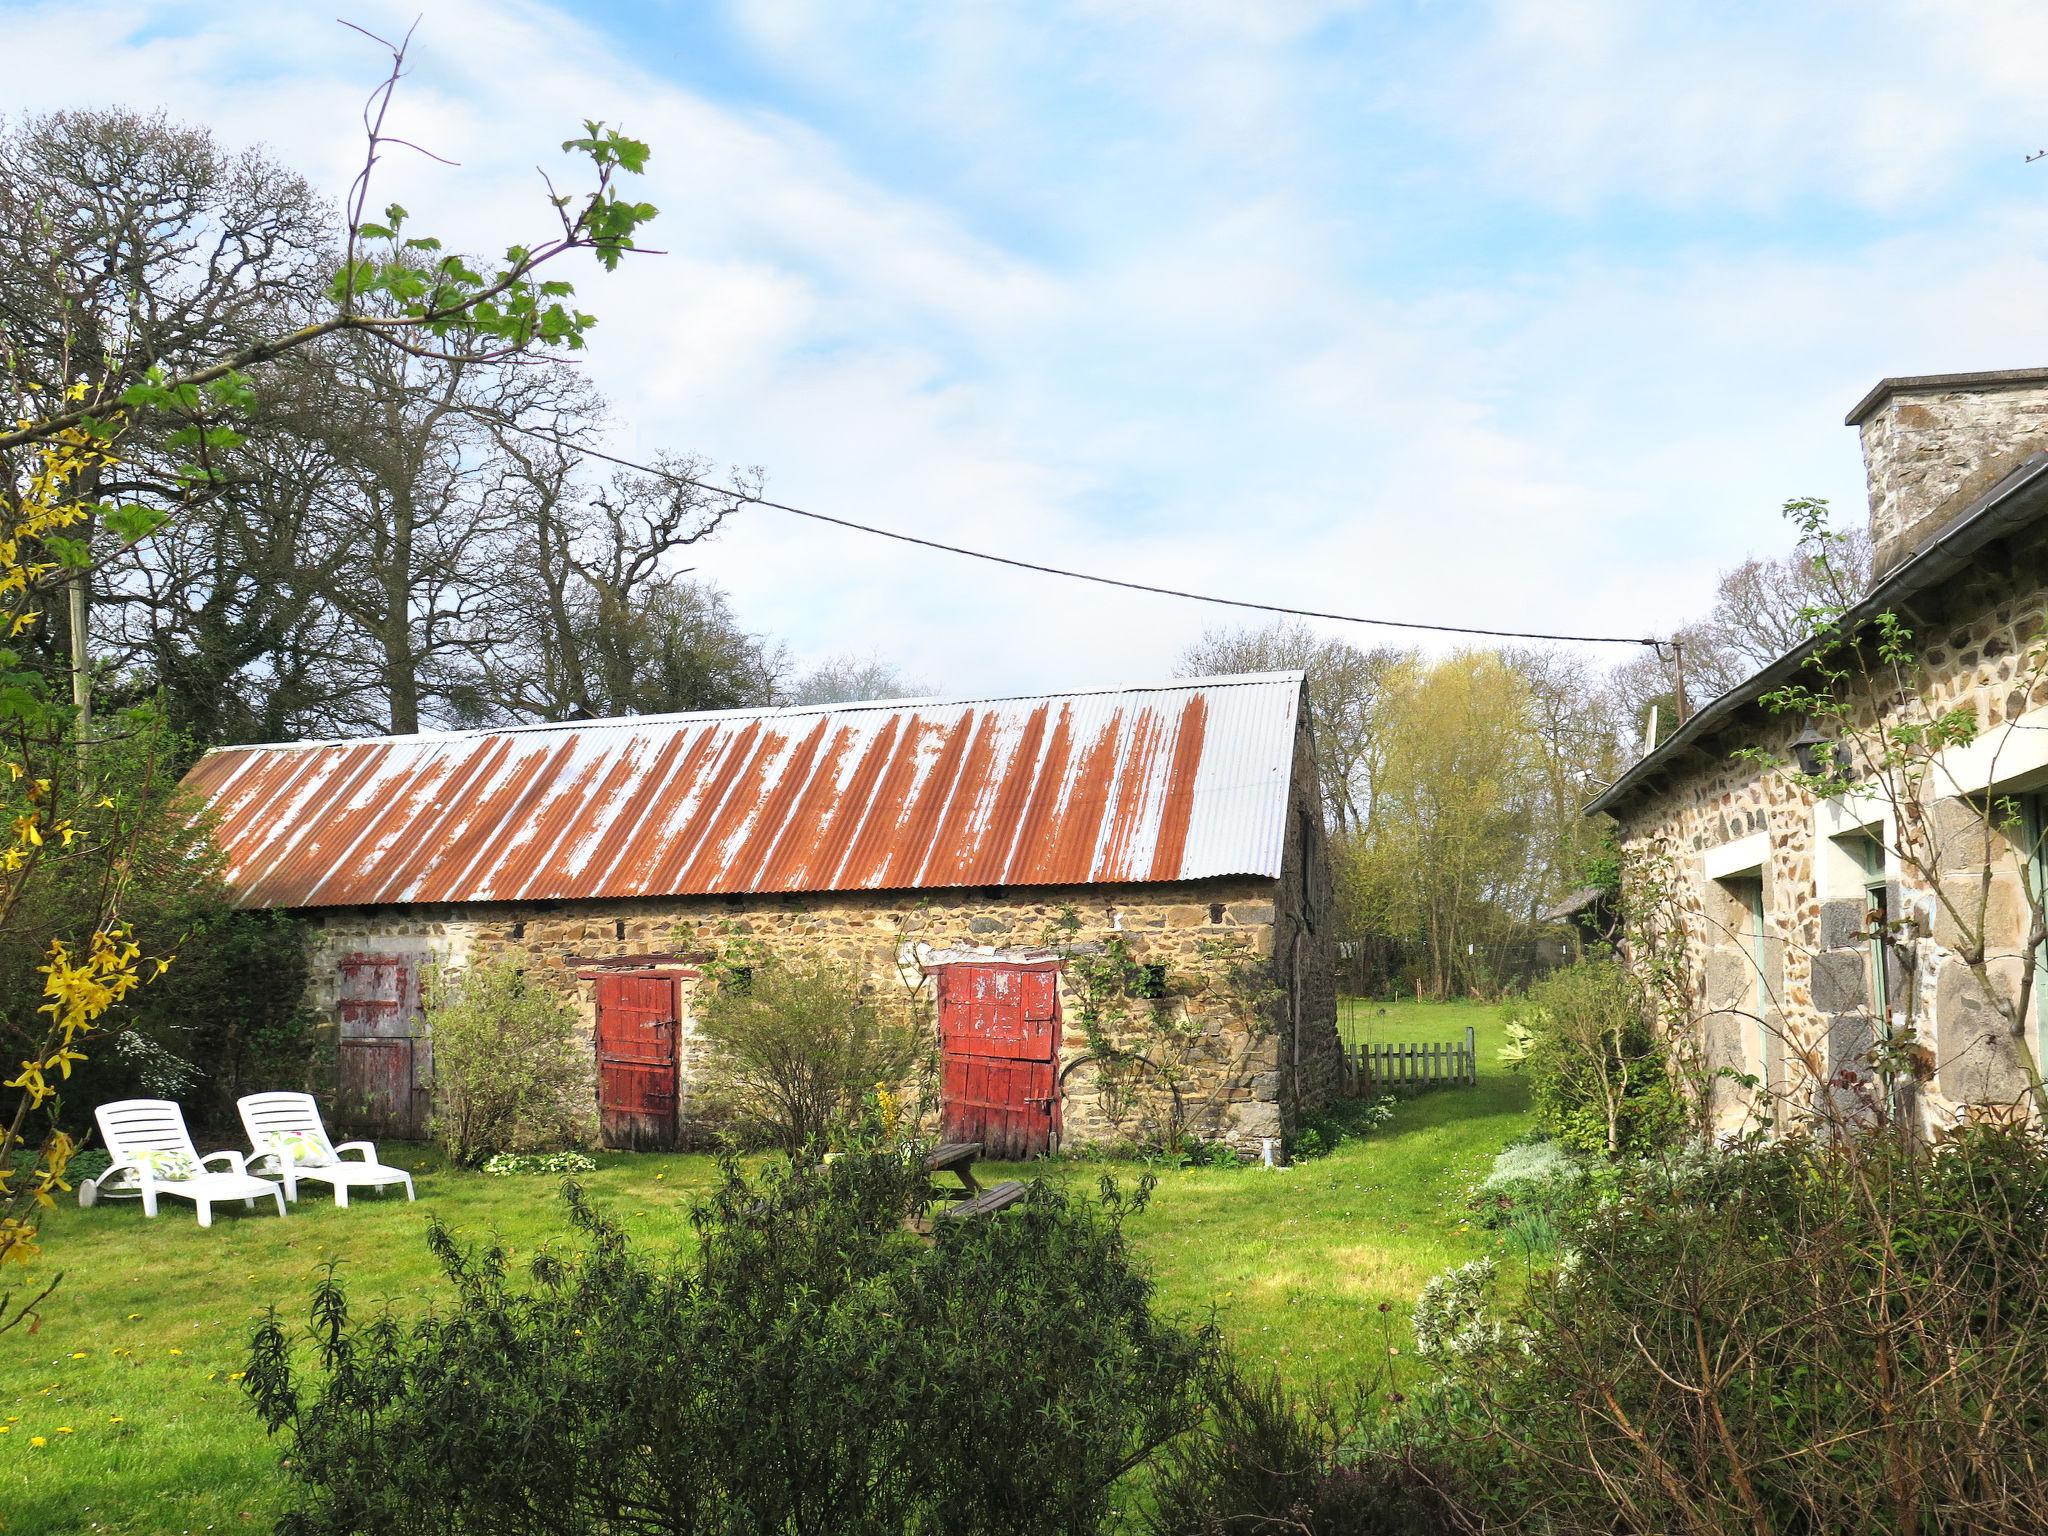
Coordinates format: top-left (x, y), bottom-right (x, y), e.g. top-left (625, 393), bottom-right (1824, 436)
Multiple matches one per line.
top-left (12, 0), bottom-right (2048, 696)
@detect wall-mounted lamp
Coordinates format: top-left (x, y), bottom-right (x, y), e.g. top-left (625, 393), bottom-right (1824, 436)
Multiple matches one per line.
top-left (1790, 722), bottom-right (1833, 778)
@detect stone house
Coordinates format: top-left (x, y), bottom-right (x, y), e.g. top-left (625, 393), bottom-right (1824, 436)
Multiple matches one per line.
top-left (1590, 367), bottom-right (2048, 1136)
top-left (181, 671), bottom-right (1343, 1156)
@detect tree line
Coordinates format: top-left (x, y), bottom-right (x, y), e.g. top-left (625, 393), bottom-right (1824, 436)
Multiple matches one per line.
top-left (0, 108), bottom-right (924, 756)
top-left (1176, 525), bottom-right (1869, 999)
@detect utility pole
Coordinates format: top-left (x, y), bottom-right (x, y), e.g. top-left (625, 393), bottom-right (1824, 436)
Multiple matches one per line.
top-left (1671, 636), bottom-right (1689, 726)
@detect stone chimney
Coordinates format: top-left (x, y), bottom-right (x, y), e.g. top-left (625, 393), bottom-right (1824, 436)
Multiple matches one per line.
top-left (1847, 368), bottom-right (2048, 580)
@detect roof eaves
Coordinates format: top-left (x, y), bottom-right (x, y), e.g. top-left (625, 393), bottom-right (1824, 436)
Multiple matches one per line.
top-left (1586, 451), bottom-right (2048, 820)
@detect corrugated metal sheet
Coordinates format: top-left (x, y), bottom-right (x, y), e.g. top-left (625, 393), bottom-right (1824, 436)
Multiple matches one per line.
top-left (180, 672), bottom-right (1304, 909)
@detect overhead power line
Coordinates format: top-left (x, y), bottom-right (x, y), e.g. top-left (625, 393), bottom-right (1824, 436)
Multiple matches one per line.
top-left (498, 421), bottom-right (1664, 648)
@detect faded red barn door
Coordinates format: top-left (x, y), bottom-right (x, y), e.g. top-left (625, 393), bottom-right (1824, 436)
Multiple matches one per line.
top-left (336, 953), bottom-right (430, 1138)
top-left (595, 972), bottom-right (681, 1149)
top-left (937, 962), bottom-right (1061, 1159)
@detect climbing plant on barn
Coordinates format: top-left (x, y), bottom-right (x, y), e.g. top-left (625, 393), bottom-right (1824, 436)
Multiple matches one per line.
top-left (1039, 908), bottom-right (1281, 1151)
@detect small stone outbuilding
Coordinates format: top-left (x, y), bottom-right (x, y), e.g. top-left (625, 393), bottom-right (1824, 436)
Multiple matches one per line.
top-left (1592, 368), bottom-right (2048, 1136)
top-left (182, 672), bottom-right (1342, 1156)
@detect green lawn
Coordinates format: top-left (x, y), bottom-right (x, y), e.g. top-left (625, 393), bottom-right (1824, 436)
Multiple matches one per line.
top-left (2, 1002), bottom-right (1528, 1534)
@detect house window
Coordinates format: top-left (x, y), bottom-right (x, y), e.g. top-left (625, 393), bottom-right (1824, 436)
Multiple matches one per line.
top-left (1725, 875), bottom-right (1769, 1086)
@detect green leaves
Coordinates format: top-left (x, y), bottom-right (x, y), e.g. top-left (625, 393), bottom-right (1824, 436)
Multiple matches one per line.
top-left (103, 503), bottom-right (168, 544)
top-left (40, 534), bottom-right (91, 569)
top-left (562, 120), bottom-right (651, 175)
top-left (317, 118), bottom-right (659, 351)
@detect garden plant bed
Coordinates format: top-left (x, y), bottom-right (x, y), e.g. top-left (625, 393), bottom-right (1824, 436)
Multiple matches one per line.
top-left (2, 1001), bottom-right (1527, 1534)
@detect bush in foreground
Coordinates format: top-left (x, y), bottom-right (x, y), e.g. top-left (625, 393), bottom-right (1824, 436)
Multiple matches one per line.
top-left (1146, 1361), bottom-right (1458, 1536)
top-left (246, 1149), bottom-right (1210, 1536)
top-left (1431, 1125), bottom-right (2048, 1534)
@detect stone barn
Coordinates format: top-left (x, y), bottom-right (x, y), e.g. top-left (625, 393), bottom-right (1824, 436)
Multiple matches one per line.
top-left (180, 672), bottom-right (1343, 1156)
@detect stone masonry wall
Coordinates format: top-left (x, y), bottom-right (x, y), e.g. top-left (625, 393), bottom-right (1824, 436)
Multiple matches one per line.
top-left (302, 875), bottom-right (1321, 1156)
top-left (1614, 528), bottom-right (2048, 1136)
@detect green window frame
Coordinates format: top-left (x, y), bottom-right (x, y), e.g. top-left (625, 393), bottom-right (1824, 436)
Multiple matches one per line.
top-left (1730, 875), bottom-right (1769, 1086)
top-left (1851, 831), bottom-right (1888, 1024)
top-left (2024, 796), bottom-right (2048, 1066)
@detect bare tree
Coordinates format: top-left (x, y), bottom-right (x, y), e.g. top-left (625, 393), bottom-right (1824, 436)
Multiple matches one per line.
top-left (784, 655), bottom-right (932, 706)
top-left (1174, 620), bottom-right (1403, 836)
top-left (0, 109), bottom-right (329, 727)
top-left (1607, 524), bottom-right (1873, 748)
top-left (471, 422), bottom-right (767, 722)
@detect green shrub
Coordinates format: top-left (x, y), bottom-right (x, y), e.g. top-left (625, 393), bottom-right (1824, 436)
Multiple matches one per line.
top-left (1471, 1137), bottom-right (1580, 1244)
top-left (1504, 959), bottom-right (1681, 1157)
top-left (247, 1149), bottom-right (1211, 1536)
top-left (694, 945), bottom-right (917, 1152)
top-left (423, 960), bottom-right (592, 1166)
top-left (1290, 1096), bottom-right (1398, 1162)
top-left (1145, 1360), bottom-right (1458, 1535)
top-left (1434, 1126), bottom-right (2048, 1533)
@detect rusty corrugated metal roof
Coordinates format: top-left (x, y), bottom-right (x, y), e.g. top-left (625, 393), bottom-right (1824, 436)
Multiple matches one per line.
top-left (180, 672), bottom-right (1305, 909)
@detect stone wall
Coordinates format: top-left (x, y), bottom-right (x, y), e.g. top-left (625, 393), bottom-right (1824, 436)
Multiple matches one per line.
top-left (302, 871), bottom-right (1336, 1156)
top-left (1612, 527), bottom-right (2048, 1136)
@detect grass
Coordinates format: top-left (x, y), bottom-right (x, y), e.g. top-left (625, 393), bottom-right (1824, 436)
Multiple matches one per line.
top-left (2, 1002), bottom-right (1528, 1534)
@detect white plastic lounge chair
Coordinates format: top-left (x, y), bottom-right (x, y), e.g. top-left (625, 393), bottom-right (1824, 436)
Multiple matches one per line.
top-left (77, 1098), bottom-right (285, 1226)
top-left (238, 1092), bottom-right (416, 1208)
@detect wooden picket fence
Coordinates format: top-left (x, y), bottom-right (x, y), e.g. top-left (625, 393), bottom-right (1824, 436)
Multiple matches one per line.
top-left (1343, 1026), bottom-right (1478, 1095)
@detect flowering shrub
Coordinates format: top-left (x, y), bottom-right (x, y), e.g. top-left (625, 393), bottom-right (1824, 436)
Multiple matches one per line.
top-left (1411, 1257), bottom-right (1518, 1365)
top-left (480, 1150), bottom-right (597, 1177)
top-left (1471, 1136), bottom-right (1581, 1243)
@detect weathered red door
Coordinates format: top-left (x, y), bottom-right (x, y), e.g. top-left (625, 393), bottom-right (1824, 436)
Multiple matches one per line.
top-left (336, 952), bottom-right (430, 1137)
top-left (596, 972), bottom-right (681, 1149)
top-left (937, 962), bottom-right (1061, 1158)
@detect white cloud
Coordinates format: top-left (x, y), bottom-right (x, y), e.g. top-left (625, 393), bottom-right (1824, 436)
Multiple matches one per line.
top-left (6, 0), bottom-right (2048, 707)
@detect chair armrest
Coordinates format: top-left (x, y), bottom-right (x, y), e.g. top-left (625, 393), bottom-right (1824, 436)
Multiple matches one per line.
top-left (332, 1141), bottom-right (378, 1162)
top-left (201, 1149), bottom-right (249, 1176)
top-left (246, 1149), bottom-right (284, 1177)
top-left (99, 1157), bottom-right (152, 1188)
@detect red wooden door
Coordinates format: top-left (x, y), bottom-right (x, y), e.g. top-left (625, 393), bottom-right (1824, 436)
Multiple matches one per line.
top-left (336, 953), bottom-right (429, 1137)
top-left (937, 963), bottom-right (1061, 1159)
top-left (596, 972), bottom-right (681, 1149)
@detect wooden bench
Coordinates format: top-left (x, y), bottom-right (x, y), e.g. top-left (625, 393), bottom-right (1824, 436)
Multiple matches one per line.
top-left (936, 1179), bottom-right (1026, 1222)
top-left (924, 1140), bottom-right (983, 1198)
